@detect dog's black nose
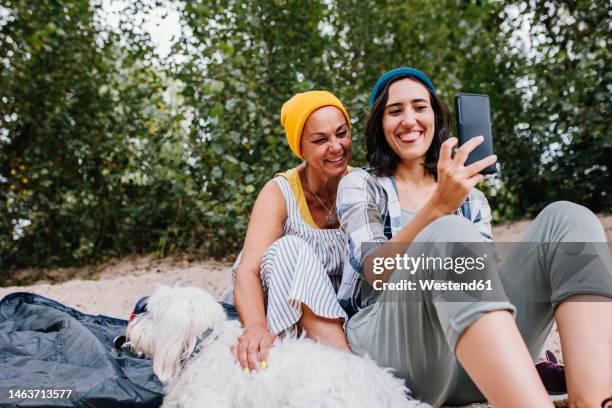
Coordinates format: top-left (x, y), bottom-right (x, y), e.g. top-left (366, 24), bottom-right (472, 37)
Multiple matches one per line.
top-left (113, 335), bottom-right (127, 350)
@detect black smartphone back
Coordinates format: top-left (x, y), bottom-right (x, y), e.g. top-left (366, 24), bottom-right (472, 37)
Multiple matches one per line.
top-left (455, 93), bottom-right (496, 174)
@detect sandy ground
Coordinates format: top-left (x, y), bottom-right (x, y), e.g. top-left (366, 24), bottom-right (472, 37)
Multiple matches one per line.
top-left (1, 216), bottom-right (610, 407)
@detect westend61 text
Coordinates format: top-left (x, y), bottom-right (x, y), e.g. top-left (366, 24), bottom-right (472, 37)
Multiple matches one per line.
top-left (373, 279), bottom-right (493, 291)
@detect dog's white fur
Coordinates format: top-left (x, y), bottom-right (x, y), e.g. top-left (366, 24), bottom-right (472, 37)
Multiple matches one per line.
top-left (126, 285), bottom-right (428, 408)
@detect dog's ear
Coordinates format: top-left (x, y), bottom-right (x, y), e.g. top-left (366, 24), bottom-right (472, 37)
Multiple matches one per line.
top-left (143, 285), bottom-right (227, 383)
top-left (151, 290), bottom-right (226, 383)
top-left (150, 308), bottom-right (202, 383)
top-left (125, 316), bottom-right (154, 357)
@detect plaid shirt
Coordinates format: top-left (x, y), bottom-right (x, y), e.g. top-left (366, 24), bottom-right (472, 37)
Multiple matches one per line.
top-left (336, 167), bottom-right (493, 316)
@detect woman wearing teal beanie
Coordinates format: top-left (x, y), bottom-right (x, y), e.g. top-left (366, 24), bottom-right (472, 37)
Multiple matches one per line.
top-left (337, 67), bottom-right (612, 407)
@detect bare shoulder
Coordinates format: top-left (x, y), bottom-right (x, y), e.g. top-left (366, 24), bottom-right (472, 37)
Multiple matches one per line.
top-left (258, 179), bottom-right (285, 204)
top-left (251, 178), bottom-right (287, 221)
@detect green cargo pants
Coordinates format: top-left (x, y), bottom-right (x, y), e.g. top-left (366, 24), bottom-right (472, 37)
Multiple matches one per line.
top-left (346, 201), bottom-right (612, 407)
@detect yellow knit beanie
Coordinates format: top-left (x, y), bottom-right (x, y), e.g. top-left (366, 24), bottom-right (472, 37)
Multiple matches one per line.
top-left (280, 91), bottom-right (351, 159)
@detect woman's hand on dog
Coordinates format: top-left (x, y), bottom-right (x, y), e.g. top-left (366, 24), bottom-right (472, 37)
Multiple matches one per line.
top-left (430, 136), bottom-right (497, 215)
top-left (232, 323), bottom-right (277, 372)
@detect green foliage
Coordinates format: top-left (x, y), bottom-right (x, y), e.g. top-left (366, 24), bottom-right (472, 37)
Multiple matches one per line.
top-left (1, 0), bottom-right (609, 280)
top-left (0, 0), bottom-right (202, 275)
top-left (490, 0), bottom-right (611, 218)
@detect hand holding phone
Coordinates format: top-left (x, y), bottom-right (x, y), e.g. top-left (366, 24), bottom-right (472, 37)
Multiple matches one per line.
top-left (455, 93), bottom-right (496, 174)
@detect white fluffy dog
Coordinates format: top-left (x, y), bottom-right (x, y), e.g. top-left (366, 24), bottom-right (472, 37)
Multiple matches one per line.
top-left (126, 285), bottom-right (429, 408)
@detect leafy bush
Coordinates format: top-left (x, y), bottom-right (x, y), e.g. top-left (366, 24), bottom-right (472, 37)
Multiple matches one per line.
top-left (1, 0), bottom-right (609, 281)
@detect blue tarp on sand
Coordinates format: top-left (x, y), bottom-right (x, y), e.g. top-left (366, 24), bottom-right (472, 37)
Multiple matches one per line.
top-left (0, 292), bottom-right (163, 407)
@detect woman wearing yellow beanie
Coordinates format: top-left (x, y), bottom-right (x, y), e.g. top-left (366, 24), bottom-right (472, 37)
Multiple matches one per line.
top-left (219, 90), bottom-right (353, 372)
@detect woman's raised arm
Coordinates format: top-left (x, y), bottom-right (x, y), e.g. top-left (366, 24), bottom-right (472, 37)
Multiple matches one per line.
top-left (366, 137), bottom-right (493, 269)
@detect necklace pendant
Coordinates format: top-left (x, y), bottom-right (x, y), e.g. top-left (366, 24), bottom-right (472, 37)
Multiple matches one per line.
top-left (326, 214), bottom-right (335, 226)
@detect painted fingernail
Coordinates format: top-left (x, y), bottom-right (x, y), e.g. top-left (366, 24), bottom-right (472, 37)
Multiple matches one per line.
top-left (260, 360), bottom-right (268, 370)
top-left (243, 367), bottom-right (250, 373)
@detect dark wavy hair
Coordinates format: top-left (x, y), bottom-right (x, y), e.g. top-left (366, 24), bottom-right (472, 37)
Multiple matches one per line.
top-left (365, 75), bottom-right (451, 179)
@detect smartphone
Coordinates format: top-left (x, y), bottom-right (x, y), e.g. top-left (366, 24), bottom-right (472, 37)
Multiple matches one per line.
top-left (455, 93), bottom-right (496, 174)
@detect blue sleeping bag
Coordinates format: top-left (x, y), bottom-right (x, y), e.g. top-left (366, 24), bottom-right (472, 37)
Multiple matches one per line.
top-left (0, 292), bottom-right (163, 407)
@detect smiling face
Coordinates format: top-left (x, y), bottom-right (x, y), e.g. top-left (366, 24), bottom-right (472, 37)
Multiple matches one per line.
top-left (381, 78), bottom-right (435, 164)
top-left (300, 106), bottom-right (352, 177)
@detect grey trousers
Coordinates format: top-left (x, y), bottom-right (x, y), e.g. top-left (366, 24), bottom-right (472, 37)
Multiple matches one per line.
top-left (345, 201), bottom-right (612, 407)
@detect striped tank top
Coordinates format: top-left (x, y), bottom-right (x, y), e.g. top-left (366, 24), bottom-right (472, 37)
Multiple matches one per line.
top-left (220, 167), bottom-right (348, 330)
